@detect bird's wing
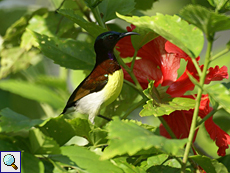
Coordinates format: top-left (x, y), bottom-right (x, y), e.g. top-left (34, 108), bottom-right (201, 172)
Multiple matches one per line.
top-left (63, 65), bottom-right (108, 112)
top-left (67, 70), bottom-right (108, 105)
top-left (62, 59), bottom-right (120, 113)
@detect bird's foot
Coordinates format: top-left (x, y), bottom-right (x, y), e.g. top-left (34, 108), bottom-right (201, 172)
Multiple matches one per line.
top-left (97, 115), bottom-right (112, 121)
top-left (101, 145), bottom-right (108, 152)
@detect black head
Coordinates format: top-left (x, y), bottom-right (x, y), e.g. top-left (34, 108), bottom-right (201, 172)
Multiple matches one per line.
top-left (94, 31), bottom-right (138, 55)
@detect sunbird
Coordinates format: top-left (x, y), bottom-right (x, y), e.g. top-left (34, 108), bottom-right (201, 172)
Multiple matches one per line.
top-left (61, 31), bottom-right (138, 123)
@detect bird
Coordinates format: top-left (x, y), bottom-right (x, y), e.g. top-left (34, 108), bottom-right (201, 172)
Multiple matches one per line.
top-left (61, 31), bottom-right (138, 124)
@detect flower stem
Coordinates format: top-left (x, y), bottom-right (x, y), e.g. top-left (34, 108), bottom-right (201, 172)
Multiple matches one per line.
top-left (181, 37), bottom-right (213, 172)
top-left (211, 47), bottom-right (230, 61)
top-left (124, 80), bottom-right (146, 98)
top-left (191, 58), bottom-right (202, 77)
top-left (117, 48), bottom-right (176, 139)
top-left (130, 50), bottom-right (138, 71)
top-left (115, 50), bottom-right (143, 91)
top-left (195, 109), bottom-right (217, 129)
top-left (91, 6), bottom-right (106, 28)
top-left (55, 0), bottom-right (66, 12)
top-left (158, 117), bottom-right (177, 139)
top-left (121, 99), bottom-right (146, 120)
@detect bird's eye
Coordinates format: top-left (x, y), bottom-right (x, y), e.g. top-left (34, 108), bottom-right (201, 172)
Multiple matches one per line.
top-left (108, 35), bottom-right (114, 40)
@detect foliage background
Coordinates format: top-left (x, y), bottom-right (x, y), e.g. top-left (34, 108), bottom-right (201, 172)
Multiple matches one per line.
top-left (0, 0), bottom-right (230, 172)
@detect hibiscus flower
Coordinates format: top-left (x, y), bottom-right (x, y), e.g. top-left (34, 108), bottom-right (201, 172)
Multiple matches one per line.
top-left (116, 25), bottom-right (229, 156)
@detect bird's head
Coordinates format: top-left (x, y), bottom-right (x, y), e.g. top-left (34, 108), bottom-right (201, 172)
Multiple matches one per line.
top-left (94, 31), bottom-right (138, 55)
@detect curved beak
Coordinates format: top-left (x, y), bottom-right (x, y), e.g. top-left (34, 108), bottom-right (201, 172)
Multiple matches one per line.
top-left (118, 32), bottom-right (139, 40)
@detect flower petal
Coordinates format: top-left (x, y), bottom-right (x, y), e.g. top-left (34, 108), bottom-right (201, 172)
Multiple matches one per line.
top-left (122, 58), bottom-right (163, 89)
top-left (166, 58), bottom-right (199, 97)
top-left (197, 94), bottom-right (211, 118)
top-left (120, 36), bottom-right (181, 89)
top-left (137, 37), bottom-right (181, 86)
top-left (116, 25), bottom-right (136, 58)
top-left (205, 66), bottom-right (229, 84)
top-left (197, 94), bottom-right (230, 156)
top-left (205, 118), bottom-right (230, 156)
top-left (199, 95), bottom-right (230, 156)
top-left (160, 110), bottom-right (198, 141)
top-left (165, 41), bottom-right (190, 60)
top-left (160, 52), bottom-right (181, 86)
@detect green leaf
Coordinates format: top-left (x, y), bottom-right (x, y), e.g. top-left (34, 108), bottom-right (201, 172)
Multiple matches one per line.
top-left (40, 159), bottom-right (55, 173)
top-left (60, 145), bottom-right (123, 173)
top-left (0, 47), bottom-right (41, 79)
top-left (89, 128), bottom-right (108, 146)
top-left (206, 83), bottom-right (230, 114)
top-left (54, 0), bottom-right (80, 9)
top-left (180, 5), bottom-right (230, 38)
top-left (49, 153), bottom-right (79, 169)
top-left (21, 11), bottom-right (76, 50)
top-left (35, 75), bottom-right (67, 91)
top-left (146, 154), bottom-right (182, 171)
top-left (0, 8), bottom-right (27, 35)
top-left (101, 118), bottom-right (187, 160)
top-left (147, 154), bottom-right (171, 166)
top-left (0, 80), bottom-right (64, 109)
top-left (3, 8), bottom-right (47, 47)
top-left (140, 81), bottom-right (195, 117)
top-left (223, 82), bottom-right (230, 89)
top-left (147, 165), bottom-right (189, 173)
top-left (207, 0), bottom-right (230, 11)
top-left (227, 40), bottom-right (230, 49)
top-left (131, 27), bottom-right (158, 50)
top-left (190, 155), bottom-right (228, 173)
top-left (58, 9), bottom-right (107, 38)
top-left (29, 128), bottom-right (60, 154)
top-left (21, 152), bottom-right (45, 173)
top-left (0, 108), bottom-right (43, 133)
top-left (113, 157), bottom-right (146, 173)
top-left (140, 98), bottom-right (195, 117)
top-left (117, 13), bottom-right (204, 59)
top-left (218, 154), bottom-right (230, 172)
top-left (134, 0), bottom-right (158, 10)
top-left (99, 82), bottom-right (143, 123)
top-left (209, 94), bottom-right (219, 110)
top-left (143, 81), bottom-right (170, 102)
top-left (31, 31), bottom-right (95, 70)
top-left (39, 115), bottom-right (76, 146)
top-left (68, 118), bottom-right (92, 141)
top-left (99, 0), bottom-right (136, 22)
top-left (127, 119), bottom-right (156, 132)
top-left (0, 139), bottom-right (19, 151)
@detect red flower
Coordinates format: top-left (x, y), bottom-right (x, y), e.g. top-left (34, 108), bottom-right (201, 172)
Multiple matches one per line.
top-left (205, 118), bottom-right (230, 156)
top-left (118, 36), bottom-right (181, 88)
top-left (160, 94), bottom-right (230, 156)
top-left (117, 34), bottom-right (181, 88)
top-left (159, 109), bottom-right (197, 140)
top-left (116, 25), bottom-right (229, 156)
top-left (117, 30), bottom-right (228, 97)
top-left (199, 95), bottom-right (230, 156)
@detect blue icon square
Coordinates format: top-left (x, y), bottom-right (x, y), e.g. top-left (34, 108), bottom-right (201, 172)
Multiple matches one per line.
top-left (0, 151), bottom-right (21, 173)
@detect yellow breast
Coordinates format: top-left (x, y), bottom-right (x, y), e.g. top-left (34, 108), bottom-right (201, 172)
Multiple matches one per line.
top-left (101, 69), bottom-right (124, 107)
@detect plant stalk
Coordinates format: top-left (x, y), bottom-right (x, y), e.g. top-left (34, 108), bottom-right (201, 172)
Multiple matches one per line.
top-left (211, 48), bottom-right (230, 61)
top-left (121, 99), bottom-right (146, 120)
top-left (124, 80), bottom-right (146, 98)
top-left (91, 6), bottom-right (106, 28)
top-left (115, 50), bottom-right (143, 91)
top-left (130, 50), bottom-right (138, 71)
top-left (181, 37), bottom-right (213, 172)
top-left (158, 117), bottom-right (177, 139)
top-left (196, 109), bottom-right (217, 129)
top-left (191, 58), bottom-right (202, 77)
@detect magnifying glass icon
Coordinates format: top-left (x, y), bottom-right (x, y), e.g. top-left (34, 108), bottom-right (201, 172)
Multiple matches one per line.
top-left (3, 154), bottom-right (18, 170)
